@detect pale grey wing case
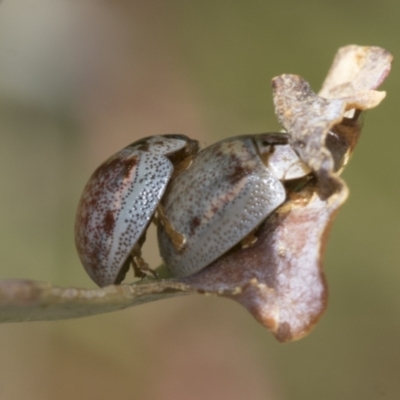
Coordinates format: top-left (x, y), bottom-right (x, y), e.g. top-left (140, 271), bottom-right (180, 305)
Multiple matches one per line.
top-left (75, 136), bottom-right (187, 287)
top-left (158, 136), bottom-right (286, 278)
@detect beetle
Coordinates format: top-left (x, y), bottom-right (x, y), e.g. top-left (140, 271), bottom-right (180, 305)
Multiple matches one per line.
top-left (157, 132), bottom-right (311, 278)
top-left (75, 134), bottom-right (199, 287)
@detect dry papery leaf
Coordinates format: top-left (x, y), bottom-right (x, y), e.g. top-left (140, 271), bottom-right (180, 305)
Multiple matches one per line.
top-left (0, 46), bottom-right (392, 342)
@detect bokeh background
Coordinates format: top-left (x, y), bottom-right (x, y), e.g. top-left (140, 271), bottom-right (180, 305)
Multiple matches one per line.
top-left (0, 0), bottom-right (399, 399)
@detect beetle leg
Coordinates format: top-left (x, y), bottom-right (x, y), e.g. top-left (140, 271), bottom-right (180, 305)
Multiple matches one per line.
top-left (132, 256), bottom-right (158, 279)
top-left (157, 204), bottom-right (186, 252)
top-left (171, 155), bottom-right (196, 179)
top-left (151, 215), bottom-right (159, 227)
top-left (130, 244), bottom-right (157, 279)
top-left (284, 174), bottom-right (314, 194)
top-left (241, 229), bottom-right (258, 249)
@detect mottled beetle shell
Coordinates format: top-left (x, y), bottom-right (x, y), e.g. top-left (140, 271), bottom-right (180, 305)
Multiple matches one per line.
top-left (158, 133), bottom-right (310, 278)
top-left (75, 134), bottom-right (199, 287)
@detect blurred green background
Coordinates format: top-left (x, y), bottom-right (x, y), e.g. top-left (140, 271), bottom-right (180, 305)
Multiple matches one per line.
top-left (0, 0), bottom-right (399, 399)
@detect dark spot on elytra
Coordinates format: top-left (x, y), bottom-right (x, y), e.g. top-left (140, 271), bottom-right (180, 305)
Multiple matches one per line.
top-left (87, 246), bottom-right (103, 271)
top-left (79, 212), bottom-right (90, 230)
top-left (229, 164), bottom-right (249, 185)
top-left (122, 157), bottom-right (138, 178)
top-left (137, 143), bottom-right (150, 152)
top-left (88, 197), bottom-right (98, 207)
top-left (190, 216), bottom-right (201, 234)
top-left (91, 157), bottom-right (121, 180)
top-left (102, 210), bottom-right (115, 235)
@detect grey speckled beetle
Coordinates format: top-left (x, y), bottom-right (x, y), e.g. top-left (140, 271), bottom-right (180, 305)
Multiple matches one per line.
top-left (157, 133), bottom-right (311, 278)
top-left (75, 134), bottom-right (199, 287)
